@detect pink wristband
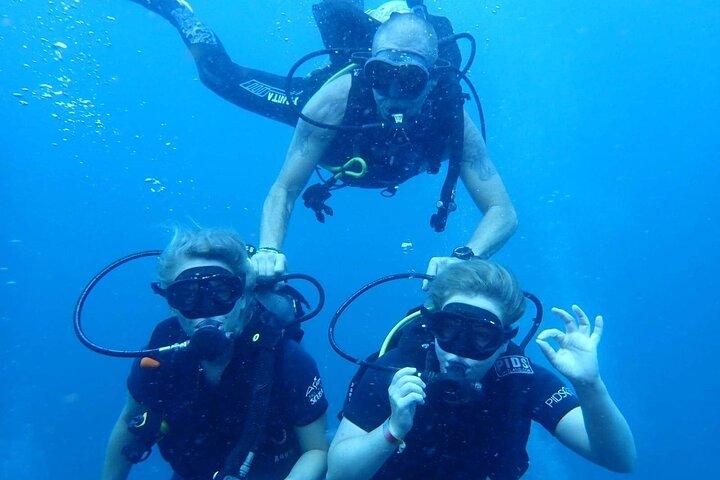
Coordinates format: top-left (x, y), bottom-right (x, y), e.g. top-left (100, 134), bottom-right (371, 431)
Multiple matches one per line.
top-left (382, 420), bottom-right (406, 453)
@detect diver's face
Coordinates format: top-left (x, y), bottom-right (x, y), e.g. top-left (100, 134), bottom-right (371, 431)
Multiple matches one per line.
top-left (169, 257), bottom-right (251, 337)
top-left (370, 32), bottom-right (437, 120)
top-left (434, 293), bottom-right (507, 380)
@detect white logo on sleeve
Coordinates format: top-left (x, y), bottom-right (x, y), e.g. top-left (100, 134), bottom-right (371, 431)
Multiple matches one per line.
top-left (305, 376), bottom-right (325, 406)
top-left (544, 386), bottom-right (574, 408)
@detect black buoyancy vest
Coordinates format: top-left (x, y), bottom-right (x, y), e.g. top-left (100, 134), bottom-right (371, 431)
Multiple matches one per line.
top-left (320, 70), bottom-right (465, 190)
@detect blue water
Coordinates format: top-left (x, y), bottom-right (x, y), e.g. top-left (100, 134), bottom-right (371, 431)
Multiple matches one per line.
top-left (1, 0), bottom-right (718, 478)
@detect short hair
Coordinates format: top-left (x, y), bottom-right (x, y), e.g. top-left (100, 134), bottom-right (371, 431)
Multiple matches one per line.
top-left (372, 12), bottom-right (438, 63)
top-left (157, 227), bottom-right (249, 285)
top-left (428, 260), bottom-right (526, 324)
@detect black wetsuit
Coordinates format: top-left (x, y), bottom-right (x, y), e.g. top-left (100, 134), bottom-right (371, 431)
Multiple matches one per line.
top-left (127, 314), bottom-right (328, 480)
top-left (129, 0), bottom-right (374, 126)
top-left (342, 343), bottom-right (580, 480)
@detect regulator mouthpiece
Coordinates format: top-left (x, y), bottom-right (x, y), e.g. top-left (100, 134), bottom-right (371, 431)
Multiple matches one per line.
top-left (189, 319), bottom-right (232, 361)
top-left (425, 364), bottom-right (483, 406)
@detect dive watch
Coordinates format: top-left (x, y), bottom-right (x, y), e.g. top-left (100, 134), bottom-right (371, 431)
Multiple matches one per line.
top-left (451, 246), bottom-right (476, 261)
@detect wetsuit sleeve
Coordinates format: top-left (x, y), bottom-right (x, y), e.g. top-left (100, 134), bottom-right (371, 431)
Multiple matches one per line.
top-left (341, 359), bottom-right (394, 432)
top-left (528, 365), bottom-right (581, 433)
top-left (279, 340), bottom-right (329, 426)
top-left (126, 318), bottom-right (182, 405)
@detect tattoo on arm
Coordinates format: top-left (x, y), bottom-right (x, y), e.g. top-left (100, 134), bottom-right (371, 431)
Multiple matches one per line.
top-left (463, 154), bottom-right (497, 181)
top-left (476, 155), bottom-right (497, 180)
top-left (461, 112), bottom-right (497, 181)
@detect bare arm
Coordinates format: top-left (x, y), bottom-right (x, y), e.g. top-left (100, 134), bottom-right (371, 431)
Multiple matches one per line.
top-left (284, 414), bottom-right (329, 480)
top-left (538, 306), bottom-right (636, 473)
top-left (327, 418), bottom-right (398, 480)
top-left (327, 368), bottom-right (426, 480)
top-left (101, 396), bottom-right (146, 480)
top-left (554, 385), bottom-right (636, 473)
top-left (258, 75), bottom-right (350, 251)
top-left (459, 111), bottom-right (518, 258)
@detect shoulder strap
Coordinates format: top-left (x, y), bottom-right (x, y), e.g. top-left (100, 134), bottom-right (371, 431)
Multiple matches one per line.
top-left (302, 68), bottom-right (372, 223)
top-left (218, 308), bottom-right (285, 479)
top-left (219, 347), bottom-right (279, 478)
top-left (344, 69), bottom-right (376, 126)
top-left (430, 84), bottom-right (465, 232)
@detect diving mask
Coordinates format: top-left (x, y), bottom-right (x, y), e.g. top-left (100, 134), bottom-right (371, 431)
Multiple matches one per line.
top-left (365, 49), bottom-right (432, 99)
top-left (151, 266), bottom-right (245, 320)
top-left (425, 303), bottom-right (519, 361)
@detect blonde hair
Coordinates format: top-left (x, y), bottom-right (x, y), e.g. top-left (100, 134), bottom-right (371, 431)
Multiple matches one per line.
top-left (157, 227), bottom-right (249, 285)
top-left (428, 260), bottom-right (526, 324)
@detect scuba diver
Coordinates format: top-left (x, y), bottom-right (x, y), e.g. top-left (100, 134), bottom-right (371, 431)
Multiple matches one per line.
top-left (99, 228), bottom-right (329, 480)
top-left (326, 260), bottom-right (636, 479)
top-left (122, 0), bottom-right (518, 282)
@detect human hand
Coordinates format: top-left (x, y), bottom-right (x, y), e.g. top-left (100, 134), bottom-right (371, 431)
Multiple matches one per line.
top-left (251, 248), bottom-right (287, 281)
top-left (423, 256), bottom-right (463, 290)
top-left (536, 305), bottom-right (603, 387)
top-left (388, 367), bottom-right (426, 439)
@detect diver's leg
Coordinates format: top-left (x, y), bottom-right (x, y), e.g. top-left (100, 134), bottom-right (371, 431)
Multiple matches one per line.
top-left (128, 0), bottom-right (309, 126)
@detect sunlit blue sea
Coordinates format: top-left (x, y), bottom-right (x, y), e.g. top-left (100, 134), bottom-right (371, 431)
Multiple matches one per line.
top-left (1, 1), bottom-right (718, 478)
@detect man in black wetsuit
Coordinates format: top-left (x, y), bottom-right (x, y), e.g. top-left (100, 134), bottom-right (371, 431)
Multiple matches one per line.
top-left (102, 228), bottom-right (328, 480)
top-left (124, 1), bottom-right (518, 281)
top-left (327, 260), bottom-right (636, 480)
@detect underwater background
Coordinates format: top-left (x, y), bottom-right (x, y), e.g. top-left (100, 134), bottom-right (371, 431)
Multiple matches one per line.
top-left (1, 0), bottom-right (718, 478)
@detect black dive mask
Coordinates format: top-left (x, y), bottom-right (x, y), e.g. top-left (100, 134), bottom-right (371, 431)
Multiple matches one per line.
top-left (425, 303), bottom-right (518, 361)
top-left (151, 266), bottom-right (245, 320)
top-left (424, 364), bottom-right (485, 406)
top-left (364, 51), bottom-right (431, 100)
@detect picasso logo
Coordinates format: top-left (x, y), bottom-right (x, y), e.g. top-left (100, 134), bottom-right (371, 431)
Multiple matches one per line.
top-left (545, 386), bottom-right (574, 408)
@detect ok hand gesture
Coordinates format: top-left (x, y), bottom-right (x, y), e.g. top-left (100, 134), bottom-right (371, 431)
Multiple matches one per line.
top-left (536, 305), bottom-right (603, 387)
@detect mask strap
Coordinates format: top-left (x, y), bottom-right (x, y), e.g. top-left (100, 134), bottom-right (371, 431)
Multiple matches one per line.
top-left (150, 282), bottom-right (166, 297)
